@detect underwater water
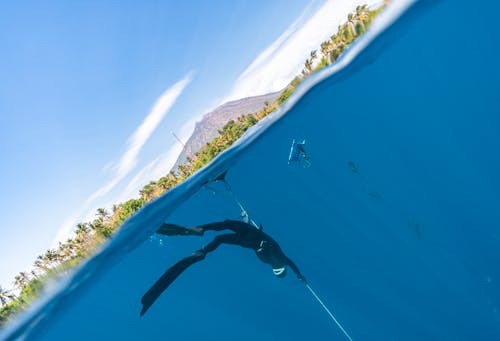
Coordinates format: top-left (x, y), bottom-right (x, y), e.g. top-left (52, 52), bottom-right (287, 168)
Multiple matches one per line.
top-left (3, 0), bottom-right (500, 340)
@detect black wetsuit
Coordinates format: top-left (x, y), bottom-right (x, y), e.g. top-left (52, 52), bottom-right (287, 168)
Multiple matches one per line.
top-left (195, 220), bottom-right (303, 276)
top-left (140, 220), bottom-right (304, 316)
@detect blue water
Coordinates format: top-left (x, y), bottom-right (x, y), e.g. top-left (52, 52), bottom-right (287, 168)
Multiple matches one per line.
top-left (3, 0), bottom-right (500, 340)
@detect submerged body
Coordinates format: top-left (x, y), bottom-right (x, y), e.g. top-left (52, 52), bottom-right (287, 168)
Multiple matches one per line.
top-left (288, 139), bottom-right (311, 167)
top-left (141, 220), bottom-right (304, 316)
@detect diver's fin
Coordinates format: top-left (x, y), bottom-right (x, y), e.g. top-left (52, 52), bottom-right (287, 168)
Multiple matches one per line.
top-left (156, 224), bottom-right (203, 236)
top-left (140, 253), bottom-right (205, 316)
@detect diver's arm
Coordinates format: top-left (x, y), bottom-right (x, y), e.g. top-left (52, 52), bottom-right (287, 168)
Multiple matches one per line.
top-left (285, 256), bottom-right (306, 282)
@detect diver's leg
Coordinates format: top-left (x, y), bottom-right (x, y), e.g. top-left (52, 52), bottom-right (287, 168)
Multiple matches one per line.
top-left (195, 220), bottom-right (250, 234)
top-left (302, 155), bottom-right (311, 167)
top-left (199, 233), bottom-right (244, 254)
top-left (140, 252), bottom-right (205, 316)
top-left (157, 220), bottom-right (251, 237)
top-left (141, 233), bottom-right (246, 316)
top-left (156, 223), bottom-right (204, 236)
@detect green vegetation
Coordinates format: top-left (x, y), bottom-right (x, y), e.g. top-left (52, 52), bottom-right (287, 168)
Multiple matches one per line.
top-left (0, 4), bottom-right (385, 328)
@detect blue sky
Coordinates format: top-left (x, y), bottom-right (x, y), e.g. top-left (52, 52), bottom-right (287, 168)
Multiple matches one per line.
top-left (0, 0), bottom-right (377, 288)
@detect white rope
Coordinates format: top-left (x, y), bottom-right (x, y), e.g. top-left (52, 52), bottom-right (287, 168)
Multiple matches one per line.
top-left (226, 189), bottom-right (259, 228)
top-left (206, 179), bottom-right (259, 229)
top-left (305, 283), bottom-right (354, 341)
top-left (207, 176), bottom-right (352, 339)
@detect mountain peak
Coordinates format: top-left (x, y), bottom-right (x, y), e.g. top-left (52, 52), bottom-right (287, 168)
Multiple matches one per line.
top-left (173, 91), bottom-right (281, 168)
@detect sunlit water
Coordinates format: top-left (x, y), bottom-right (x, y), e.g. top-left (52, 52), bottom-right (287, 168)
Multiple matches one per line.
top-left (3, 0), bottom-right (500, 339)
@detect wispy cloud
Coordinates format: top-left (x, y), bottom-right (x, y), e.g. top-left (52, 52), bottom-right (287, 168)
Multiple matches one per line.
top-left (114, 112), bottom-right (201, 204)
top-left (87, 72), bottom-right (193, 203)
top-left (52, 72), bottom-right (193, 245)
top-left (226, 0), bottom-right (381, 101)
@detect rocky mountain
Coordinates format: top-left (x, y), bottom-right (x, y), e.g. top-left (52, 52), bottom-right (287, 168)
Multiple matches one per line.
top-left (173, 91), bottom-right (281, 168)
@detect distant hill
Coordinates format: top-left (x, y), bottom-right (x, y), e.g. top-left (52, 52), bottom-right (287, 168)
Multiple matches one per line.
top-left (173, 91), bottom-right (281, 168)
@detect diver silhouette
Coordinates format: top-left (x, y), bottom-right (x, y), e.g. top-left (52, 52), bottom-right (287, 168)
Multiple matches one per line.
top-left (288, 139), bottom-right (311, 167)
top-left (140, 219), bottom-right (305, 316)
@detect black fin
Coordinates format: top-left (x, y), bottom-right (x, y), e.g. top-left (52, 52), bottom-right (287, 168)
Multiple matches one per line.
top-left (140, 253), bottom-right (205, 316)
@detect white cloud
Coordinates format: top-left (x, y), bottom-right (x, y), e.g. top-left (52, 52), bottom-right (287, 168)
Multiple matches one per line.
top-left (87, 72), bottom-right (193, 203)
top-left (52, 72), bottom-right (193, 246)
top-left (113, 112), bottom-right (201, 204)
top-left (226, 0), bottom-right (382, 101)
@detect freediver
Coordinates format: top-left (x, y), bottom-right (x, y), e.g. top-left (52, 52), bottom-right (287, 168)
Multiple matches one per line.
top-left (288, 139), bottom-right (311, 167)
top-left (347, 160), bottom-right (359, 174)
top-left (140, 219), bottom-right (305, 316)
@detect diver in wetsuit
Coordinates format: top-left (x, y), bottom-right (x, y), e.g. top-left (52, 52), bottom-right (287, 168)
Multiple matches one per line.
top-left (140, 220), bottom-right (305, 316)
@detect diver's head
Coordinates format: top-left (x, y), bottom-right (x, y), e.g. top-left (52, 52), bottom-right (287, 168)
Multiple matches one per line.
top-left (272, 265), bottom-right (287, 278)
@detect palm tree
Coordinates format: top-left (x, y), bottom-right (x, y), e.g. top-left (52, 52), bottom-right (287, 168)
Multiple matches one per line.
top-left (75, 223), bottom-right (93, 249)
top-left (53, 247), bottom-right (66, 264)
top-left (96, 208), bottom-right (109, 223)
top-left (356, 5), bottom-right (369, 23)
top-left (61, 239), bottom-right (76, 259)
top-left (320, 41), bottom-right (332, 63)
top-left (342, 20), bottom-right (355, 43)
top-left (0, 286), bottom-right (15, 307)
top-left (304, 58), bottom-right (312, 74)
top-left (139, 182), bottom-right (156, 201)
top-left (34, 256), bottom-right (49, 273)
top-left (76, 222), bottom-right (90, 236)
top-left (177, 164), bottom-right (190, 180)
top-left (43, 249), bottom-right (59, 267)
top-left (332, 25), bottom-right (342, 41)
top-left (157, 177), bottom-right (170, 191)
top-left (347, 13), bottom-right (355, 27)
top-left (351, 6), bottom-right (372, 37)
top-left (310, 49), bottom-right (317, 61)
top-left (56, 241), bottom-right (72, 262)
top-left (329, 29), bottom-right (346, 62)
top-left (13, 272), bottom-right (30, 290)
